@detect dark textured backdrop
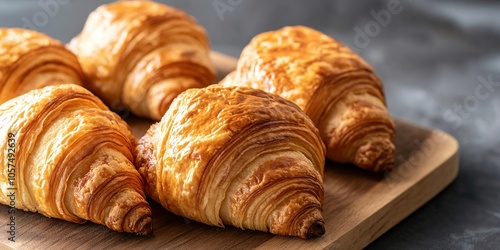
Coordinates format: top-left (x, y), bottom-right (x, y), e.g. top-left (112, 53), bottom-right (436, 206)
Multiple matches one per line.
top-left (1, 0), bottom-right (499, 249)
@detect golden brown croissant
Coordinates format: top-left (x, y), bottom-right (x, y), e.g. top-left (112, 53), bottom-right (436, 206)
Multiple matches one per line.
top-left (0, 84), bottom-right (152, 235)
top-left (0, 28), bottom-right (85, 104)
top-left (135, 85), bottom-right (326, 239)
top-left (68, 1), bottom-right (216, 120)
top-left (221, 26), bottom-right (396, 172)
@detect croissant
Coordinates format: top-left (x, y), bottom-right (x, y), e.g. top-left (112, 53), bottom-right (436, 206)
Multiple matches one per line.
top-left (220, 26), bottom-right (396, 172)
top-left (135, 85), bottom-right (326, 239)
top-left (68, 1), bottom-right (216, 120)
top-left (0, 28), bottom-right (85, 104)
top-left (0, 84), bottom-right (152, 235)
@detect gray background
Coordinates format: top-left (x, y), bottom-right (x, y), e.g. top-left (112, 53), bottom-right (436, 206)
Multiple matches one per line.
top-left (1, 0), bottom-right (499, 249)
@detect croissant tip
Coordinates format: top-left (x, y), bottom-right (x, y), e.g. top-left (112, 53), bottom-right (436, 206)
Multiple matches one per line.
top-left (305, 220), bottom-right (325, 239)
top-left (355, 140), bottom-right (395, 173)
top-left (371, 153), bottom-right (395, 173)
top-left (378, 161), bottom-right (395, 173)
top-left (126, 205), bottom-right (154, 236)
top-left (135, 215), bottom-right (153, 236)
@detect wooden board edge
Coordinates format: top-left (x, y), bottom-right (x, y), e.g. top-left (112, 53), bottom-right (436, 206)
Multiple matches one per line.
top-left (339, 129), bottom-right (460, 249)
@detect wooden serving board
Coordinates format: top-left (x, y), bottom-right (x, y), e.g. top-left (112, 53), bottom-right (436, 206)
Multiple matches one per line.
top-left (0, 52), bottom-right (459, 250)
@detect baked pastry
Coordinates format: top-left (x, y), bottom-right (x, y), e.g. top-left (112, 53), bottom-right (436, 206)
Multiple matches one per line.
top-left (69, 1), bottom-right (216, 120)
top-left (135, 85), bottom-right (326, 239)
top-left (0, 84), bottom-right (152, 235)
top-left (0, 28), bottom-right (85, 104)
top-left (221, 26), bottom-right (396, 172)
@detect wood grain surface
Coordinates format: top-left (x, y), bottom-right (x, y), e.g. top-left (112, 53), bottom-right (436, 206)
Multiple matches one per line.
top-left (0, 52), bottom-right (459, 250)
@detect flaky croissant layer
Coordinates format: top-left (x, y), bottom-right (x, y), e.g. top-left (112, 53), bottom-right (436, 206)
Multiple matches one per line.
top-left (0, 28), bottom-right (85, 104)
top-left (0, 84), bottom-right (152, 235)
top-left (69, 1), bottom-right (216, 120)
top-left (221, 26), bottom-right (396, 172)
top-left (136, 85), bottom-right (326, 239)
